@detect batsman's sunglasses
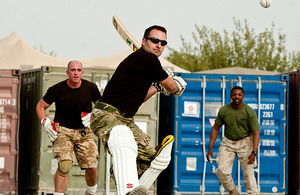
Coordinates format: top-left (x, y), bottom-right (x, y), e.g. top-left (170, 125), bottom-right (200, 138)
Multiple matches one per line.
top-left (145, 37), bottom-right (168, 46)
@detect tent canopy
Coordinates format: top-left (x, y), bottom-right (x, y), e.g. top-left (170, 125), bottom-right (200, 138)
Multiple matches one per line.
top-left (0, 32), bottom-right (189, 73)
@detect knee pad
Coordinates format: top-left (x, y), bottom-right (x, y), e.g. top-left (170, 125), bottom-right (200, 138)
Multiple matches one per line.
top-left (108, 125), bottom-right (137, 153)
top-left (108, 125), bottom-right (139, 195)
top-left (58, 160), bottom-right (72, 176)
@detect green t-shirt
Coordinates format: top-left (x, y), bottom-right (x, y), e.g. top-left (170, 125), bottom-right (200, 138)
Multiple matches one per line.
top-left (215, 103), bottom-right (260, 141)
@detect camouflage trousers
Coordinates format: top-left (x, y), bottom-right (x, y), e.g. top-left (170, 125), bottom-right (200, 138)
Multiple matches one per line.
top-left (53, 125), bottom-right (99, 169)
top-left (90, 105), bottom-right (157, 175)
top-left (215, 135), bottom-right (258, 195)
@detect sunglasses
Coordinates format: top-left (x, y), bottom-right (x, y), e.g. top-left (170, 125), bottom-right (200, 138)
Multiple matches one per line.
top-left (145, 37), bottom-right (168, 46)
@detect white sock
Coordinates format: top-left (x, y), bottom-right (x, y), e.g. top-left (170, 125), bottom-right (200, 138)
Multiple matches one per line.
top-left (54, 193), bottom-right (64, 195)
top-left (86, 184), bottom-right (97, 194)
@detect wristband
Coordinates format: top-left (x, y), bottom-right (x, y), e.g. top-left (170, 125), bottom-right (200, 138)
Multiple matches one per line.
top-left (251, 151), bottom-right (257, 156)
top-left (152, 82), bottom-right (162, 92)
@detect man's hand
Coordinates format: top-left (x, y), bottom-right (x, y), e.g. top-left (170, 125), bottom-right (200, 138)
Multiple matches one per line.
top-left (206, 150), bottom-right (213, 163)
top-left (81, 112), bottom-right (91, 127)
top-left (41, 117), bottom-right (58, 142)
top-left (248, 152), bottom-right (256, 164)
top-left (161, 87), bottom-right (171, 96)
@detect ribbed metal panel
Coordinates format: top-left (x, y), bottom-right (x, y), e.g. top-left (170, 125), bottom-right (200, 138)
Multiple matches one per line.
top-left (0, 69), bottom-right (21, 194)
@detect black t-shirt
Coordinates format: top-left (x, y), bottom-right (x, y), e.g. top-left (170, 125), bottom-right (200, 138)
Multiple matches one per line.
top-left (43, 79), bottom-right (101, 129)
top-left (100, 48), bottom-right (168, 117)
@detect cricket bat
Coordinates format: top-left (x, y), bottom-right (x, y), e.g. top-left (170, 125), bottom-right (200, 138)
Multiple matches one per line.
top-left (112, 15), bottom-right (140, 52)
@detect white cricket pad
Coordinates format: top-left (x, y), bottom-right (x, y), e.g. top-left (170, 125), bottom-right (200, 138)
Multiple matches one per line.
top-left (107, 125), bottom-right (139, 195)
top-left (139, 139), bottom-right (174, 189)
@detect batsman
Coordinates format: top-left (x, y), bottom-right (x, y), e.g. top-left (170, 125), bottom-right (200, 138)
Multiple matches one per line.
top-left (90, 25), bottom-right (187, 195)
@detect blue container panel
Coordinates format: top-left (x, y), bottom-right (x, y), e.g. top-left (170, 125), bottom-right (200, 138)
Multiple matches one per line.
top-left (174, 79), bottom-right (227, 193)
top-left (171, 73), bottom-right (288, 194)
top-left (258, 82), bottom-right (286, 193)
top-left (174, 155), bottom-right (202, 192)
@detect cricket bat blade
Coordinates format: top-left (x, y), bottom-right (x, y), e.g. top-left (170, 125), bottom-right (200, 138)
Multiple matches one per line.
top-left (112, 15), bottom-right (140, 52)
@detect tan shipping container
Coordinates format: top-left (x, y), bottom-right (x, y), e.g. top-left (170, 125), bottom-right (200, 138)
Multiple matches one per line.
top-left (0, 69), bottom-right (21, 194)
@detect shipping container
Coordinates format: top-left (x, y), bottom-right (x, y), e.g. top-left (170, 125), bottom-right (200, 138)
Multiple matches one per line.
top-left (158, 72), bottom-right (289, 194)
top-left (286, 69), bottom-right (300, 195)
top-left (19, 66), bottom-right (160, 195)
top-left (0, 69), bottom-right (21, 194)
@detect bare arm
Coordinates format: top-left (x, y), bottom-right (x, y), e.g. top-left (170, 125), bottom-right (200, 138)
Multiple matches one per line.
top-left (160, 76), bottom-right (179, 93)
top-left (252, 130), bottom-right (260, 152)
top-left (36, 99), bottom-right (51, 121)
top-left (247, 130), bottom-right (260, 164)
top-left (144, 85), bottom-right (158, 102)
top-left (206, 124), bottom-right (221, 162)
top-left (144, 75), bottom-right (180, 102)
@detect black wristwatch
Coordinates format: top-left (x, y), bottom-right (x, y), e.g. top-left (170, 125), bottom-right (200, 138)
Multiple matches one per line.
top-left (252, 151), bottom-right (257, 156)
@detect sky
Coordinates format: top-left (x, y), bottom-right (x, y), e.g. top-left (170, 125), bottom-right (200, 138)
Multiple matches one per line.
top-left (0, 0), bottom-right (299, 60)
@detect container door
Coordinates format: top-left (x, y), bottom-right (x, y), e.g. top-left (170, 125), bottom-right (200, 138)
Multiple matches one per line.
top-left (172, 74), bottom-right (232, 194)
top-left (0, 69), bottom-right (20, 193)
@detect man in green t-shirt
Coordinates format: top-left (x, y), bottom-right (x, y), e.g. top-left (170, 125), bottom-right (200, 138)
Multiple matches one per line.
top-left (207, 86), bottom-right (260, 195)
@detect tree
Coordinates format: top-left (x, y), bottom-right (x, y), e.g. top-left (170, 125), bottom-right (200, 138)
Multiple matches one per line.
top-left (166, 18), bottom-right (300, 72)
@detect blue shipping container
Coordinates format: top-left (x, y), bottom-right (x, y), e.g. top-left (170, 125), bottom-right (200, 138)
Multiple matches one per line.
top-left (158, 73), bottom-right (289, 194)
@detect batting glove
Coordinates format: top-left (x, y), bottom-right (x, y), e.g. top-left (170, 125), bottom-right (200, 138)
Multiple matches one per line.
top-left (173, 76), bottom-right (187, 96)
top-left (81, 112), bottom-right (91, 128)
top-left (165, 69), bottom-right (187, 96)
top-left (161, 87), bottom-right (171, 96)
top-left (166, 69), bottom-right (175, 77)
top-left (41, 117), bottom-right (58, 142)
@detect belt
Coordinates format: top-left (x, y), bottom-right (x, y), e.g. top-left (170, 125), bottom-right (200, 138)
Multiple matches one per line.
top-left (94, 102), bottom-right (131, 118)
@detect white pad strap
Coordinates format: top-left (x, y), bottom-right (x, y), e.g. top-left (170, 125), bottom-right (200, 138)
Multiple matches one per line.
top-left (139, 138), bottom-right (174, 189)
top-left (107, 125), bottom-right (139, 195)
